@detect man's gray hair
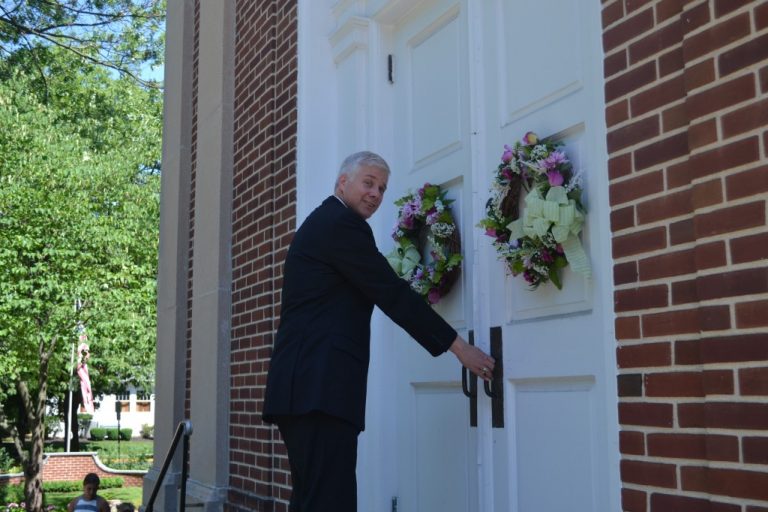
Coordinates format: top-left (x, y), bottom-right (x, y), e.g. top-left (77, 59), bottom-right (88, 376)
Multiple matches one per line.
top-left (335, 151), bottom-right (390, 189)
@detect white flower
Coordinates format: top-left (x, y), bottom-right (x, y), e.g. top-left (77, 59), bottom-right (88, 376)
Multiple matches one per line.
top-left (431, 222), bottom-right (455, 238)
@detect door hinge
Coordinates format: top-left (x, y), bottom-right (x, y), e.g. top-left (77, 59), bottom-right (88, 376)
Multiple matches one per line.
top-left (388, 54), bottom-right (394, 84)
top-left (391, 496), bottom-right (398, 512)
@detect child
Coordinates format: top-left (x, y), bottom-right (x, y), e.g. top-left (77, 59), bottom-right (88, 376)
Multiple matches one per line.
top-left (67, 473), bottom-right (110, 512)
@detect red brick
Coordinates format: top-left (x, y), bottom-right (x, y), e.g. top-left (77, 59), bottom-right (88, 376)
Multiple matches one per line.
top-left (743, 437), bottom-right (768, 464)
top-left (608, 152), bottom-right (633, 179)
top-left (682, 466), bottom-right (768, 501)
top-left (682, 2), bottom-right (711, 34)
top-left (684, 58), bottom-right (716, 91)
top-left (645, 371), bottom-right (703, 397)
top-left (605, 98), bottom-right (629, 125)
top-left (694, 241), bottom-right (726, 270)
top-left (720, 32), bottom-right (768, 77)
top-left (642, 308), bottom-right (699, 336)
top-left (616, 315), bottom-right (641, 339)
top-left (602, 0), bottom-right (624, 28)
top-left (740, 367), bottom-right (768, 395)
top-left (694, 201), bottom-right (765, 237)
top-left (603, 8), bottom-right (655, 52)
top-left (618, 342), bottom-right (672, 368)
top-left (636, 189), bottom-right (691, 224)
top-left (696, 267), bottom-right (768, 301)
top-left (735, 299), bottom-right (768, 328)
top-left (634, 132), bottom-right (689, 171)
top-left (730, 232), bottom-right (768, 264)
top-left (703, 369), bottom-right (735, 395)
top-left (686, 74), bottom-right (756, 121)
top-left (615, 285), bottom-right (668, 312)
top-left (631, 76), bottom-right (685, 118)
top-left (605, 61), bottom-right (657, 102)
top-left (661, 102), bottom-right (687, 131)
top-left (670, 217), bottom-right (694, 244)
top-left (651, 493), bottom-right (740, 512)
top-left (638, 248), bottom-right (694, 280)
top-left (691, 178), bottom-right (722, 209)
top-left (762, 65), bottom-right (768, 93)
top-left (680, 402), bottom-right (768, 430)
top-left (676, 334), bottom-right (768, 365)
top-left (622, 487), bottom-right (647, 512)
top-left (672, 278), bottom-right (698, 304)
top-left (657, 0), bottom-right (682, 22)
top-left (659, 47), bottom-right (684, 77)
top-left (648, 433), bottom-right (739, 461)
top-left (699, 305), bottom-right (731, 331)
top-left (611, 205), bottom-right (635, 231)
top-left (689, 118), bottom-right (718, 150)
top-left (614, 261), bottom-right (639, 286)
top-left (620, 430), bottom-right (645, 455)
top-left (628, 20), bottom-right (682, 64)
top-left (604, 50), bottom-right (629, 78)
top-left (714, 0), bottom-right (752, 17)
top-left (607, 116), bottom-right (660, 152)
top-left (612, 226), bottom-right (667, 258)
top-left (722, 97), bottom-right (768, 139)
top-left (620, 459), bottom-right (676, 488)
top-left (758, 1), bottom-right (768, 29)
top-left (683, 11), bottom-right (749, 60)
top-left (619, 373), bottom-right (644, 397)
top-left (725, 165), bottom-right (768, 200)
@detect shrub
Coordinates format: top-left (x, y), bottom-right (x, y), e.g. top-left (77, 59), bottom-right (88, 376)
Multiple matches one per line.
top-left (118, 428), bottom-right (132, 441)
top-left (44, 415), bottom-right (62, 440)
top-left (89, 428), bottom-right (106, 440)
top-left (105, 428), bottom-right (120, 441)
top-left (0, 447), bottom-right (15, 473)
top-left (140, 424), bottom-right (153, 439)
top-left (77, 413), bottom-right (93, 438)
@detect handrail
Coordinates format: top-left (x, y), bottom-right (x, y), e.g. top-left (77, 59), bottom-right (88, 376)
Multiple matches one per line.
top-left (145, 420), bottom-right (193, 512)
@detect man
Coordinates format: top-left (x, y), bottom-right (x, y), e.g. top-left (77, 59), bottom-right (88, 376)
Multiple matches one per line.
top-left (262, 151), bottom-right (495, 511)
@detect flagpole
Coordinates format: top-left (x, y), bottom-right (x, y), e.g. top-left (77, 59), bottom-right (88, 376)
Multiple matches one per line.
top-left (66, 342), bottom-right (75, 453)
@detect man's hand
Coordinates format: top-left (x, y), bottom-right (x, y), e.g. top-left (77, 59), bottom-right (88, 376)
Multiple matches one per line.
top-left (449, 336), bottom-right (496, 381)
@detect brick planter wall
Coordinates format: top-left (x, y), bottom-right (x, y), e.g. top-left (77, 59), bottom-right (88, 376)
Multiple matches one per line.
top-left (226, 1), bottom-right (298, 512)
top-left (602, 1), bottom-right (768, 510)
top-left (0, 453), bottom-right (145, 488)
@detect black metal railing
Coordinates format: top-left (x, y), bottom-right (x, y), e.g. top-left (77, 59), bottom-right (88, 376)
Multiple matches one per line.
top-left (145, 420), bottom-right (193, 512)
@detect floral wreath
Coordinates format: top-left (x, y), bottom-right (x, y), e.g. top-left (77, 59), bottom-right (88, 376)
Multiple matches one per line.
top-left (386, 183), bottom-right (462, 304)
top-left (478, 131), bottom-right (591, 289)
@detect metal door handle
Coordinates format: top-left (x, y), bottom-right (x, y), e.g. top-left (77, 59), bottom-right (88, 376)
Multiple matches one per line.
top-left (462, 329), bottom-right (476, 398)
top-left (483, 379), bottom-right (495, 398)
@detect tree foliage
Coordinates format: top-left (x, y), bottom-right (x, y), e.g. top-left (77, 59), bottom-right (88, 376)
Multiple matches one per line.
top-left (0, 45), bottom-right (161, 511)
top-left (0, 0), bottom-right (164, 87)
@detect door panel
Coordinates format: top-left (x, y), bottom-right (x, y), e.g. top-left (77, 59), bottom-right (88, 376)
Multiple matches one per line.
top-left (388, 1), bottom-right (476, 511)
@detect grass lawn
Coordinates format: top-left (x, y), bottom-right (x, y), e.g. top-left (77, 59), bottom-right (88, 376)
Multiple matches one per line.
top-left (45, 486), bottom-right (143, 510)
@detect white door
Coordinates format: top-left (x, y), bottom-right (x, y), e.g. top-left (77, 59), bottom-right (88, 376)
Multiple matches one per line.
top-left (384, 1), bottom-right (478, 511)
top-left (476, 1), bottom-right (619, 511)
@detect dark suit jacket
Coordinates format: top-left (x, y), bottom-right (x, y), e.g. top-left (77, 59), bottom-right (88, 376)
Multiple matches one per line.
top-left (262, 196), bottom-right (457, 431)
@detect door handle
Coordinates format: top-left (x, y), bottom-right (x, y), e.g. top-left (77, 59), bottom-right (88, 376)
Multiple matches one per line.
top-left (461, 330), bottom-right (476, 398)
top-left (485, 326), bottom-right (504, 428)
top-left (483, 379), bottom-right (495, 398)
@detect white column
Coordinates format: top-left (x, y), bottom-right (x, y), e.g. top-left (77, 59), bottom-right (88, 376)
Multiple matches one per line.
top-left (186, 0), bottom-right (235, 510)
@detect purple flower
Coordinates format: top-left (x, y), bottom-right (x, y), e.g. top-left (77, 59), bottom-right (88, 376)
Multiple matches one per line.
top-left (485, 227), bottom-right (496, 238)
top-left (522, 131), bottom-right (538, 145)
top-left (501, 144), bottom-right (514, 163)
top-left (502, 168), bottom-right (514, 181)
top-left (523, 271), bottom-right (536, 284)
top-left (547, 171), bottom-right (564, 186)
top-left (540, 249), bottom-right (554, 263)
top-left (542, 150), bottom-right (568, 170)
top-left (426, 209), bottom-right (439, 225)
top-left (428, 289), bottom-right (441, 304)
top-left (556, 244), bottom-right (564, 254)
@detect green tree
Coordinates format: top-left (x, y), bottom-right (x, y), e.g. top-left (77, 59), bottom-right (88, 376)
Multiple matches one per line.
top-left (0, 0), bottom-right (164, 87)
top-left (0, 48), bottom-right (161, 512)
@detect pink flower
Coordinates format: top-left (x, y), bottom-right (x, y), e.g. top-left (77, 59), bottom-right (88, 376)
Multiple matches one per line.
top-left (547, 171), bottom-right (564, 186)
top-left (502, 168), bottom-right (514, 181)
top-left (501, 144), bottom-right (514, 163)
top-left (522, 131), bottom-right (538, 145)
top-left (428, 289), bottom-right (441, 304)
top-left (485, 227), bottom-right (496, 238)
top-left (539, 249), bottom-right (554, 263)
top-left (542, 150), bottom-right (567, 170)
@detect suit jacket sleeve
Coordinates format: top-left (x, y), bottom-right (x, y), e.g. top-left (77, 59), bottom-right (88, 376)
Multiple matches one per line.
top-left (326, 207), bottom-right (457, 356)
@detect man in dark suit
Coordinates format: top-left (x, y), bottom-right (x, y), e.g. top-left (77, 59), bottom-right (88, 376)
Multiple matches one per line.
top-left (262, 151), bottom-right (495, 511)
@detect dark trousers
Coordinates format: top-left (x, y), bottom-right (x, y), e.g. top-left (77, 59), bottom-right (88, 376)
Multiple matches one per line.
top-left (276, 412), bottom-right (360, 512)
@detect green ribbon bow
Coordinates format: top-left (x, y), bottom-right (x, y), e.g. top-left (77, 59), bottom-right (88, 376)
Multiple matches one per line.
top-left (386, 242), bottom-right (421, 277)
top-left (507, 186), bottom-right (591, 278)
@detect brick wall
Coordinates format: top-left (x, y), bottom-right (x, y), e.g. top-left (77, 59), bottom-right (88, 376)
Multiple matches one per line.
top-left (0, 453), bottom-right (144, 488)
top-left (227, 1), bottom-right (298, 511)
top-left (603, 1), bottom-right (768, 510)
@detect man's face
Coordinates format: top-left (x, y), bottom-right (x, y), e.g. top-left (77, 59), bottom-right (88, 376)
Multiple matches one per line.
top-left (83, 483), bottom-right (98, 500)
top-left (338, 165), bottom-right (388, 219)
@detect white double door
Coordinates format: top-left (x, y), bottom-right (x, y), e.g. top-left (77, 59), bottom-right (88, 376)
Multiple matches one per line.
top-left (370, 1), bottom-right (620, 511)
